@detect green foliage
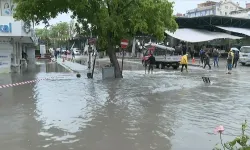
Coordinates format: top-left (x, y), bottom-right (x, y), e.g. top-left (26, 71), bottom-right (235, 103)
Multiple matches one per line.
top-left (13, 0), bottom-right (178, 49)
top-left (214, 120), bottom-right (250, 150)
top-left (35, 21), bottom-right (75, 47)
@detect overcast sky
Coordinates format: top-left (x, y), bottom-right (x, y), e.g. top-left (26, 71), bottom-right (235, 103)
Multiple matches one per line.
top-left (35, 0), bottom-right (249, 28)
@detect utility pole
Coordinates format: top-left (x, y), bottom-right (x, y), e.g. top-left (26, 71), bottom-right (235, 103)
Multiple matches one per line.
top-left (45, 26), bottom-right (49, 53)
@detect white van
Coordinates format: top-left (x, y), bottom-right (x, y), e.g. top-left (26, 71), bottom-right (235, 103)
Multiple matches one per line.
top-left (72, 48), bottom-right (80, 55)
top-left (239, 46), bottom-right (250, 65)
top-left (142, 44), bottom-right (181, 69)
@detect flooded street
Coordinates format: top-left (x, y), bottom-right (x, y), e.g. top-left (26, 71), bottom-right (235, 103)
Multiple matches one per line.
top-left (0, 60), bottom-right (250, 150)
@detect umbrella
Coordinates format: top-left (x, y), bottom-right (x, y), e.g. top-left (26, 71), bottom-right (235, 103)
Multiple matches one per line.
top-left (231, 47), bottom-right (239, 51)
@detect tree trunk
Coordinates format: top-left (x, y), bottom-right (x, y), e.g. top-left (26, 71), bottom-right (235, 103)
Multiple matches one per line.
top-left (107, 44), bottom-right (123, 78)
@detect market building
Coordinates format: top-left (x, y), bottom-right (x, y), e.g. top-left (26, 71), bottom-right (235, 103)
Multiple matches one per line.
top-left (0, 0), bottom-right (36, 74)
top-left (165, 15), bottom-right (250, 56)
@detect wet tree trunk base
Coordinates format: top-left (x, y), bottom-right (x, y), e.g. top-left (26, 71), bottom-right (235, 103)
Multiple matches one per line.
top-left (107, 45), bottom-right (123, 78)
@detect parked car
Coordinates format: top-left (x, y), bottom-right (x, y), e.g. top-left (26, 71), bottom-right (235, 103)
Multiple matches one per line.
top-left (141, 44), bottom-right (181, 69)
top-left (239, 46), bottom-right (250, 66)
top-left (72, 48), bottom-right (80, 55)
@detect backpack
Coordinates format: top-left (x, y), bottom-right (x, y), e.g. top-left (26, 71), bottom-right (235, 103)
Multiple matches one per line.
top-left (235, 52), bottom-right (239, 59)
top-left (213, 51), bottom-right (219, 57)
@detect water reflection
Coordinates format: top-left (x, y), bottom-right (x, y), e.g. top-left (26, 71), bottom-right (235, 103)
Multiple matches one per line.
top-left (1, 60), bottom-right (250, 150)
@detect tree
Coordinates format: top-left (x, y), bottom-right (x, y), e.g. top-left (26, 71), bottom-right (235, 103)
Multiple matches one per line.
top-left (49, 22), bottom-right (70, 48)
top-left (14, 0), bottom-right (178, 78)
top-left (35, 28), bottom-right (51, 47)
top-left (35, 22), bottom-right (73, 48)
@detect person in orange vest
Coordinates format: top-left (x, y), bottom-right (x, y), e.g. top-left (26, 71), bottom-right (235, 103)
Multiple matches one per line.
top-left (180, 54), bottom-right (188, 72)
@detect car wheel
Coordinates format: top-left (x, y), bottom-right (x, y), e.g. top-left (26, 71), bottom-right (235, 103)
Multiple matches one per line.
top-left (159, 63), bottom-right (162, 69)
top-left (173, 66), bottom-right (179, 70)
top-left (241, 63), bottom-right (246, 66)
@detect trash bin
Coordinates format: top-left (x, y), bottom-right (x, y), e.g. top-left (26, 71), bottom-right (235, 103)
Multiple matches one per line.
top-left (99, 52), bottom-right (104, 58)
top-left (102, 67), bottom-right (115, 79)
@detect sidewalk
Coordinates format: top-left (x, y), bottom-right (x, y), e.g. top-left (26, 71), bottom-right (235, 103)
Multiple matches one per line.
top-left (52, 58), bottom-right (87, 73)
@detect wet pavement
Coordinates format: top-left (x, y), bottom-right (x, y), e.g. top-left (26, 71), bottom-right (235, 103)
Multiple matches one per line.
top-left (0, 59), bottom-right (249, 150)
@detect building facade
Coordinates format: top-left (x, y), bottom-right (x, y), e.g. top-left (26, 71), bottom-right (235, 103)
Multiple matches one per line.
top-left (0, 0), bottom-right (36, 74)
top-left (186, 0), bottom-right (242, 18)
top-left (230, 3), bottom-right (250, 18)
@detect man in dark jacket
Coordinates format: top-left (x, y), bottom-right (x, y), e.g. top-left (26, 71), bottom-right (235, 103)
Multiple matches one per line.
top-left (233, 51), bottom-right (239, 68)
top-left (199, 49), bottom-right (205, 67)
top-left (203, 52), bottom-right (211, 69)
top-left (147, 54), bottom-right (155, 74)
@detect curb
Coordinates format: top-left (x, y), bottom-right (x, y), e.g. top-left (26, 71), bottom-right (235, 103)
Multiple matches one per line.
top-left (52, 58), bottom-right (79, 74)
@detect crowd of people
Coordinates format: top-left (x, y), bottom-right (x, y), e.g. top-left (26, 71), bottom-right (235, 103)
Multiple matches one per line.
top-left (145, 46), bottom-right (240, 75)
top-left (198, 48), bottom-right (239, 74)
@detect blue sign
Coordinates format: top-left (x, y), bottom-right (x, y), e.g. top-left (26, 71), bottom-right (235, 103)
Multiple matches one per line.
top-left (0, 23), bottom-right (11, 33)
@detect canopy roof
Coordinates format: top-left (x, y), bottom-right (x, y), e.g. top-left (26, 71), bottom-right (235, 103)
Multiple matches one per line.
top-left (165, 28), bottom-right (242, 43)
top-left (216, 26), bottom-right (250, 36)
top-left (144, 43), bottom-right (175, 51)
top-left (176, 15), bottom-right (250, 29)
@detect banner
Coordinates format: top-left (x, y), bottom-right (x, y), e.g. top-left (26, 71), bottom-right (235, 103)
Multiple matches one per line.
top-left (40, 45), bottom-right (46, 55)
top-left (1, 0), bottom-right (14, 16)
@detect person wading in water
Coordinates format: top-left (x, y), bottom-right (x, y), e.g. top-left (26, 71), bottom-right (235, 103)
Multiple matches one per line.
top-left (233, 50), bottom-right (239, 68)
top-left (227, 50), bottom-right (234, 74)
top-left (213, 48), bottom-right (219, 67)
top-left (180, 54), bottom-right (188, 72)
top-left (203, 52), bottom-right (211, 70)
top-left (199, 48), bottom-right (205, 67)
top-left (147, 53), bottom-right (155, 74)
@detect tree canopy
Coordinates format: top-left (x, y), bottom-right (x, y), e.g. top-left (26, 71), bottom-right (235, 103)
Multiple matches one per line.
top-left (14, 0), bottom-right (178, 78)
top-left (14, 0), bottom-right (177, 46)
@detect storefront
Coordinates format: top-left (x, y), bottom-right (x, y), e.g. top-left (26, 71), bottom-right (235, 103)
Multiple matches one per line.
top-left (0, 15), bottom-right (35, 73)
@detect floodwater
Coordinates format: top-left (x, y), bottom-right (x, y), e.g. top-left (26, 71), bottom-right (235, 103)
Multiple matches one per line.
top-left (0, 60), bottom-right (250, 150)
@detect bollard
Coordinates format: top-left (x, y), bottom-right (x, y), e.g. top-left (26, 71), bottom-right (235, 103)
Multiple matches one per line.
top-left (76, 73), bottom-right (81, 78)
top-left (87, 72), bottom-right (92, 78)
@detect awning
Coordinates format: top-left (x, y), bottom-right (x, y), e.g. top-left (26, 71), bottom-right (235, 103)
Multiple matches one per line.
top-left (165, 28), bottom-right (242, 43)
top-left (216, 26), bottom-right (250, 36)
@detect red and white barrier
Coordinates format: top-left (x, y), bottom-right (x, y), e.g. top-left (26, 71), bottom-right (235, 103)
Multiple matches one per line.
top-left (0, 77), bottom-right (55, 89)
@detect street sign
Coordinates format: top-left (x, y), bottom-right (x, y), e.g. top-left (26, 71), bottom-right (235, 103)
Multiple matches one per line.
top-left (121, 39), bottom-right (129, 49)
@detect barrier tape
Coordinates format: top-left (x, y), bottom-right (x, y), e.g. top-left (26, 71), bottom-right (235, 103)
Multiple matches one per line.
top-left (0, 77), bottom-right (55, 89)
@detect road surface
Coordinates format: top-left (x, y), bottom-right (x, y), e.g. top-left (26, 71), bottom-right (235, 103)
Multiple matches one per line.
top-left (0, 59), bottom-right (249, 150)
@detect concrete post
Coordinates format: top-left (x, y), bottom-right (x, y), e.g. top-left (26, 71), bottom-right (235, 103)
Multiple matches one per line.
top-left (132, 37), bottom-right (136, 57)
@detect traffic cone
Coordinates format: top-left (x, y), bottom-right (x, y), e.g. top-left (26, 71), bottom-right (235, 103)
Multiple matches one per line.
top-left (192, 57), bottom-right (195, 64)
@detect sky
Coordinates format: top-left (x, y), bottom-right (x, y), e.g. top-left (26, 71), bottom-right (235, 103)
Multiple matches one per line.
top-left (35, 0), bottom-right (249, 29)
